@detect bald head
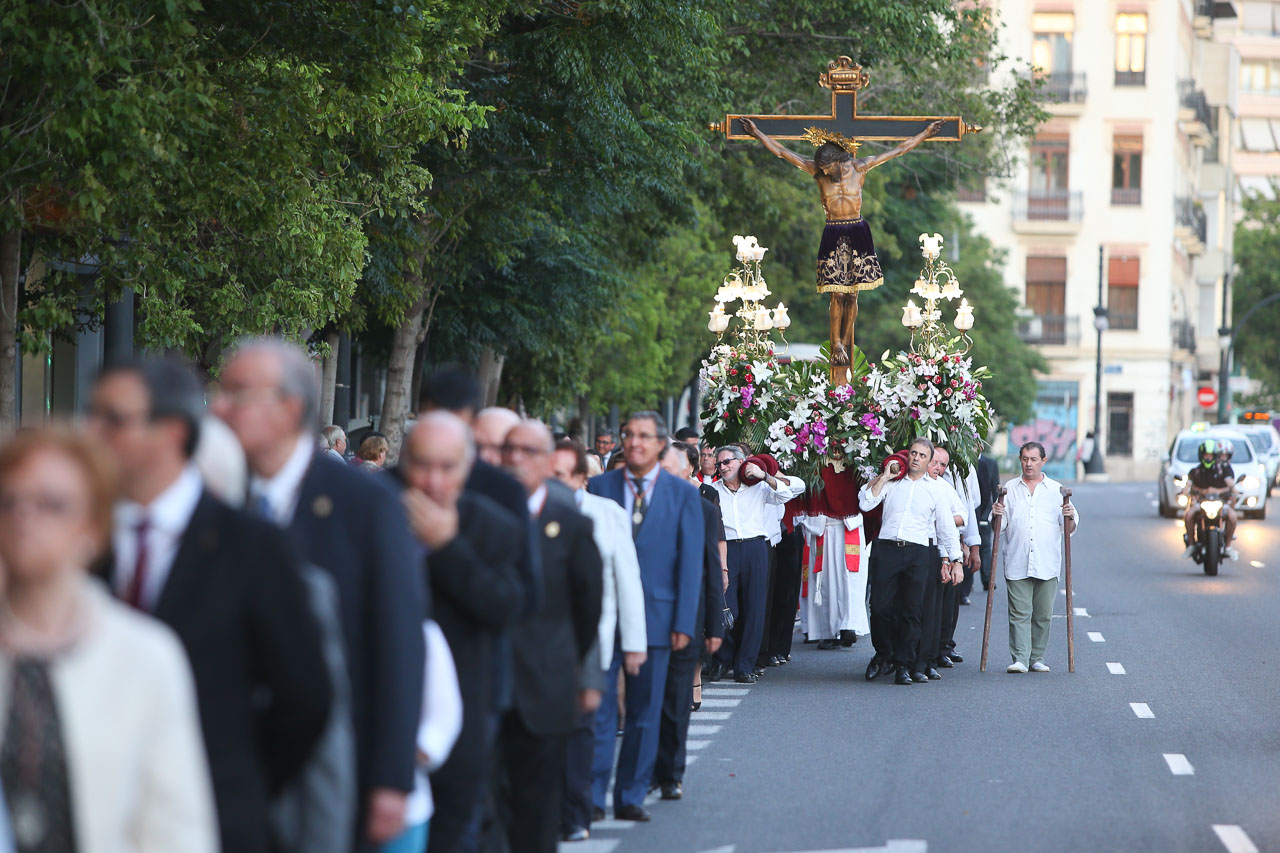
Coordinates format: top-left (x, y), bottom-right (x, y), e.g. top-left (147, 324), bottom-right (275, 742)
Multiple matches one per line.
top-left (402, 411), bottom-right (475, 505)
top-left (474, 407), bottom-right (521, 466)
top-left (503, 419), bottom-right (554, 497)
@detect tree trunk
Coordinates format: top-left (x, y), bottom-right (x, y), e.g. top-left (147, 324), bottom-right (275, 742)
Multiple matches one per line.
top-left (381, 297), bottom-right (428, 465)
top-left (408, 337), bottom-right (429, 418)
top-left (319, 330), bottom-right (339, 427)
top-left (477, 346), bottom-right (505, 409)
top-left (0, 217), bottom-right (22, 434)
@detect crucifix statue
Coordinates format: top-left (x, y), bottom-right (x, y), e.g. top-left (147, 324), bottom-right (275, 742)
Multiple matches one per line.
top-left (710, 56), bottom-right (981, 382)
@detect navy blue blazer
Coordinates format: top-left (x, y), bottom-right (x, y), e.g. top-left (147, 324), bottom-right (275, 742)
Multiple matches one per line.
top-left (586, 467), bottom-right (704, 646)
top-left (286, 453), bottom-right (427, 798)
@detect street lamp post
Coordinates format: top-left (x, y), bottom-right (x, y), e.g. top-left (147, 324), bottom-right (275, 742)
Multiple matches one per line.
top-left (1085, 246), bottom-right (1108, 477)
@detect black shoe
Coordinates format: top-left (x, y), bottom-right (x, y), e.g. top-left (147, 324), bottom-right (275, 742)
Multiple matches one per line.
top-left (614, 804), bottom-right (651, 822)
top-left (911, 670), bottom-right (929, 683)
top-left (936, 655), bottom-right (954, 668)
top-left (865, 656), bottom-right (885, 681)
top-left (894, 666), bottom-right (914, 685)
top-left (734, 672), bottom-right (758, 684)
top-left (563, 827), bottom-right (590, 842)
top-left (839, 629), bottom-right (857, 647)
top-left (960, 596), bottom-right (971, 606)
top-left (753, 666), bottom-right (765, 677)
top-left (591, 807), bottom-right (605, 822)
top-left (702, 662), bottom-right (723, 682)
top-left (661, 782), bottom-right (683, 800)
top-left (926, 666), bottom-right (942, 680)
top-left (817, 638), bottom-right (838, 650)
top-left (949, 651), bottom-right (964, 663)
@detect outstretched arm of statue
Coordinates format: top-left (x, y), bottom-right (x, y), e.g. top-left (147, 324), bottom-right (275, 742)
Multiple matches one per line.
top-left (740, 118), bottom-right (817, 175)
top-left (859, 119), bottom-right (944, 171)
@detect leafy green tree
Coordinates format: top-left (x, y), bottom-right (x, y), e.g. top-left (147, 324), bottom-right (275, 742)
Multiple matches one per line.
top-left (1232, 193), bottom-right (1280, 401)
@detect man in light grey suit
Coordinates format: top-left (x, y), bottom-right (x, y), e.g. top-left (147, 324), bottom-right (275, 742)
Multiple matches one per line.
top-left (551, 439), bottom-right (647, 841)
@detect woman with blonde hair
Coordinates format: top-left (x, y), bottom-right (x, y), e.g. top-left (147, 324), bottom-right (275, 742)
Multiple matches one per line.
top-left (0, 428), bottom-right (216, 853)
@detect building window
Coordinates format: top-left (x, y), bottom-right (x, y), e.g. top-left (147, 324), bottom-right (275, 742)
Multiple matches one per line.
top-left (1240, 59), bottom-right (1280, 95)
top-left (1111, 135), bottom-right (1142, 205)
top-left (1027, 136), bottom-right (1070, 218)
top-left (1025, 256), bottom-right (1067, 344)
top-left (1107, 256), bottom-right (1139, 330)
top-left (1107, 392), bottom-right (1134, 457)
top-left (1240, 1), bottom-right (1280, 35)
top-left (1237, 175), bottom-right (1279, 200)
top-left (1237, 117), bottom-right (1280, 152)
top-left (1115, 13), bottom-right (1147, 86)
top-left (1032, 13), bottom-right (1075, 74)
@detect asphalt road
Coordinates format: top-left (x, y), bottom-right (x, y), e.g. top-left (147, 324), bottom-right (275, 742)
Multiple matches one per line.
top-left (564, 481), bottom-right (1280, 853)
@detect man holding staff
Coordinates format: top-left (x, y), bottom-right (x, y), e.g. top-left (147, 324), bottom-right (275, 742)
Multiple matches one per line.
top-left (992, 441), bottom-right (1078, 673)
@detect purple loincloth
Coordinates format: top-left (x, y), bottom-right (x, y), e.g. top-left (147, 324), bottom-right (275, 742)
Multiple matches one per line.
top-left (816, 218), bottom-right (884, 294)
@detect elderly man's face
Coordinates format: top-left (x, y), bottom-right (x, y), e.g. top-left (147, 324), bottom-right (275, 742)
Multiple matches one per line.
top-left (210, 350), bottom-right (299, 464)
top-left (474, 412), bottom-right (517, 467)
top-left (716, 451), bottom-right (742, 484)
top-left (699, 445), bottom-right (717, 476)
top-left (621, 418), bottom-right (663, 473)
top-left (661, 446), bottom-right (692, 480)
top-left (1019, 447), bottom-right (1046, 480)
top-left (503, 423), bottom-right (553, 496)
top-left (594, 434), bottom-right (615, 455)
top-left (928, 448), bottom-right (949, 479)
top-left (551, 448), bottom-right (586, 492)
top-left (402, 423), bottom-right (470, 506)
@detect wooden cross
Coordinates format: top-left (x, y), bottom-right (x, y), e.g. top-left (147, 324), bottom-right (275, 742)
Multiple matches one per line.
top-left (709, 56), bottom-right (981, 151)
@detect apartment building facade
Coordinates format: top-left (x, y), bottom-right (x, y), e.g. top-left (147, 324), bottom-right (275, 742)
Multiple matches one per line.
top-left (961, 0), bottom-right (1239, 481)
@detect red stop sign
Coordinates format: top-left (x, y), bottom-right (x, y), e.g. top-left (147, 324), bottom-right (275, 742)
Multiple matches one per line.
top-left (1197, 386), bottom-right (1218, 408)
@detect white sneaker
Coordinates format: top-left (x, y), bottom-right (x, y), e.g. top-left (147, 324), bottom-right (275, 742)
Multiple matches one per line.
top-left (1031, 661), bottom-right (1051, 673)
top-left (1226, 547), bottom-right (1240, 561)
top-left (1007, 661), bottom-right (1028, 673)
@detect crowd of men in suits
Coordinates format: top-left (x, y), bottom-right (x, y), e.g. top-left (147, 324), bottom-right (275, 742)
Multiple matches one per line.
top-left (0, 335), bottom-right (1026, 853)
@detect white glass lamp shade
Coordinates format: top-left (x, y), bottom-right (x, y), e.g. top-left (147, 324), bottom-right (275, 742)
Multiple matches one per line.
top-left (919, 232), bottom-right (944, 259)
top-left (940, 277), bottom-right (962, 300)
top-left (754, 307), bottom-right (773, 330)
top-left (772, 302), bottom-right (791, 330)
top-left (954, 298), bottom-right (975, 331)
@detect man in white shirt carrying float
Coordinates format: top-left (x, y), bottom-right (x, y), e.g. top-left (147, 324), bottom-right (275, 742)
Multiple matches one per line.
top-left (709, 446), bottom-right (804, 683)
top-left (992, 441), bottom-right (1079, 674)
top-left (858, 438), bottom-right (964, 686)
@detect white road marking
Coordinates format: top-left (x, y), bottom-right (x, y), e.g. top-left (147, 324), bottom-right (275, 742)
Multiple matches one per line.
top-left (1107, 662), bottom-right (1126, 675)
top-left (702, 687), bottom-right (749, 696)
top-left (771, 842), bottom-right (928, 853)
top-left (694, 711), bottom-right (732, 720)
top-left (589, 820), bottom-right (635, 831)
top-left (687, 725), bottom-right (722, 736)
top-left (1250, 560), bottom-right (1265, 568)
top-left (698, 698), bottom-right (741, 708)
top-left (1088, 632), bottom-right (1105, 642)
top-left (685, 755), bottom-right (699, 766)
top-left (1074, 607), bottom-right (1090, 617)
top-left (556, 839), bottom-right (620, 853)
top-left (687, 739), bottom-right (711, 750)
top-left (1130, 702), bottom-right (1154, 719)
top-left (1163, 754), bottom-right (1194, 775)
top-left (694, 846), bottom-right (736, 853)
top-left (1213, 825), bottom-right (1259, 853)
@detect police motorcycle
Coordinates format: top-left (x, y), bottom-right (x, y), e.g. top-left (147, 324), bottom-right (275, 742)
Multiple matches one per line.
top-left (1182, 439), bottom-right (1238, 577)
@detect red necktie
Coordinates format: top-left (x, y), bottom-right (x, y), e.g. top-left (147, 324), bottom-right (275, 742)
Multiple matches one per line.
top-left (124, 518), bottom-right (150, 610)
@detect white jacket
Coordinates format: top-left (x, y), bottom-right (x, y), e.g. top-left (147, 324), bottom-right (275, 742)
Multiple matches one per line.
top-left (579, 490), bottom-right (648, 663)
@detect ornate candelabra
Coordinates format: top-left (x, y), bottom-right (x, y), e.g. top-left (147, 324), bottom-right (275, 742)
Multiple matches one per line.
top-left (708, 235), bottom-right (791, 355)
top-left (900, 233), bottom-right (975, 355)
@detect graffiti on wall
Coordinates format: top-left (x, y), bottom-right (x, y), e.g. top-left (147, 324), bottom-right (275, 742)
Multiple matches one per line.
top-left (1005, 380), bottom-right (1079, 482)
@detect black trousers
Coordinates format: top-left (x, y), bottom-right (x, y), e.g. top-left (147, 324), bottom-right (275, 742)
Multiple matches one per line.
top-left (915, 554), bottom-right (944, 669)
top-left (960, 521), bottom-right (994, 596)
top-left (767, 529), bottom-right (804, 659)
top-left (561, 709), bottom-right (595, 833)
top-left (755, 542), bottom-right (778, 667)
top-left (654, 631), bottom-right (700, 785)
top-left (940, 574), bottom-right (960, 655)
top-left (868, 540), bottom-right (932, 668)
top-left (500, 712), bottom-right (566, 853)
top-left (716, 538), bottom-right (769, 676)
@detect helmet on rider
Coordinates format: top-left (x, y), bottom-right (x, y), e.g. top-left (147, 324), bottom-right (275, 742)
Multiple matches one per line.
top-left (1216, 438), bottom-right (1233, 461)
top-left (1198, 439), bottom-right (1218, 468)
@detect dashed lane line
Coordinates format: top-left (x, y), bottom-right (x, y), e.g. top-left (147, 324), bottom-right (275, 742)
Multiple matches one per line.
top-left (1106, 662), bottom-right (1126, 675)
top-left (1130, 702), bottom-right (1155, 719)
top-left (687, 725), bottom-right (722, 736)
top-left (1073, 607), bottom-right (1090, 617)
top-left (1088, 632), bottom-right (1105, 642)
top-left (1212, 825), bottom-right (1259, 853)
top-left (694, 711), bottom-right (732, 720)
top-left (698, 698), bottom-right (741, 708)
top-left (1163, 754), bottom-right (1195, 775)
top-left (687, 739), bottom-right (711, 750)
top-left (701, 687), bottom-right (749, 696)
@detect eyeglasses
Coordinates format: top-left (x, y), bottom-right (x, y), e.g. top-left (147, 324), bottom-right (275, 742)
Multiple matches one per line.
top-left (620, 431), bottom-right (658, 442)
top-left (715, 459), bottom-right (739, 468)
top-left (502, 443), bottom-right (549, 458)
top-left (214, 386), bottom-right (284, 408)
top-left (0, 491), bottom-right (82, 519)
top-left (84, 405), bottom-right (149, 431)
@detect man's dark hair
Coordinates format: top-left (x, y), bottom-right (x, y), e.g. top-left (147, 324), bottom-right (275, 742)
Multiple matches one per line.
top-left (1019, 441), bottom-right (1047, 460)
top-left (626, 410), bottom-right (669, 440)
top-left (909, 436), bottom-right (934, 455)
top-left (101, 356), bottom-right (205, 458)
top-left (420, 365), bottom-right (483, 415)
top-left (596, 427), bottom-right (615, 440)
top-left (555, 438), bottom-right (589, 477)
top-left (673, 426), bottom-right (699, 442)
top-left (814, 142), bottom-right (854, 172)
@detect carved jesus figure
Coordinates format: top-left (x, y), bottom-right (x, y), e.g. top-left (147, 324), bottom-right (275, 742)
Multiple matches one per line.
top-left (740, 117), bottom-right (943, 366)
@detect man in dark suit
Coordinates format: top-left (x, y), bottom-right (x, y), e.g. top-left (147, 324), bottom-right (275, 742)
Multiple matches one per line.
top-left (652, 442), bottom-right (725, 801)
top-left (212, 339), bottom-right (427, 851)
top-left (500, 420), bottom-right (603, 852)
top-left (587, 411), bottom-right (703, 822)
top-left (959, 451), bottom-right (1001, 601)
top-left (397, 413), bottom-right (526, 853)
top-left (87, 357), bottom-right (332, 853)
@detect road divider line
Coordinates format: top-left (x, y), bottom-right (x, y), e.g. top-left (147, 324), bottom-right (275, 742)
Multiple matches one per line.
top-left (694, 711), bottom-right (732, 720)
top-left (1130, 702), bottom-right (1154, 719)
top-left (698, 699), bottom-right (741, 708)
top-left (1107, 662), bottom-right (1126, 675)
top-left (701, 688), bottom-right (749, 696)
top-left (687, 725), bottom-right (722, 736)
top-left (1088, 632), bottom-right (1105, 643)
top-left (1163, 754), bottom-right (1194, 775)
top-left (1212, 825), bottom-right (1259, 853)
top-left (1074, 607), bottom-right (1089, 617)
top-left (686, 739), bottom-right (711, 751)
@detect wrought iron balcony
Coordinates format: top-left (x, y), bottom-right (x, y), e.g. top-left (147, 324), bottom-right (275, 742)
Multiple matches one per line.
top-left (1175, 196), bottom-right (1208, 250)
top-left (1015, 314), bottom-right (1080, 346)
top-left (1115, 70), bottom-right (1146, 87)
top-left (1012, 190), bottom-right (1082, 223)
top-left (1111, 187), bottom-right (1142, 206)
top-left (1178, 81), bottom-right (1213, 145)
top-left (1172, 319), bottom-right (1197, 352)
top-left (1025, 71), bottom-right (1088, 105)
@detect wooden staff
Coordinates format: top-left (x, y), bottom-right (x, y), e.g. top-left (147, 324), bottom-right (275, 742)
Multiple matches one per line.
top-left (980, 485), bottom-right (1007, 672)
top-left (1062, 488), bottom-right (1075, 673)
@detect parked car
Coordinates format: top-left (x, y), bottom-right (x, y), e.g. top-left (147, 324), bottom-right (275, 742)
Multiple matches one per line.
top-left (1236, 423), bottom-right (1280, 494)
top-left (1157, 428), bottom-right (1269, 520)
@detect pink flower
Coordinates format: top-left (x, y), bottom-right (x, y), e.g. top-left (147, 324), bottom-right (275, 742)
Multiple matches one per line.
top-left (932, 375), bottom-right (942, 385)
top-left (950, 379), bottom-right (959, 388)
top-left (944, 388), bottom-right (952, 397)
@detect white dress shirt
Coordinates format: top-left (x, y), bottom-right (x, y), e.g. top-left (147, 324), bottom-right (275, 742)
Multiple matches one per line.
top-left (112, 466), bottom-right (204, 611)
top-left (858, 473), bottom-right (962, 560)
top-left (713, 474), bottom-right (803, 541)
top-left (999, 474), bottom-right (1079, 581)
top-left (766, 476), bottom-right (800, 545)
top-left (578, 490), bottom-right (648, 660)
top-left (941, 470), bottom-right (982, 548)
top-left (250, 434), bottom-right (315, 525)
top-left (404, 620), bottom-right (462, 827)
top-left (527, 484), bottom-right (548, 518)
top-left (621, 464), bottom-right (660, 518)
